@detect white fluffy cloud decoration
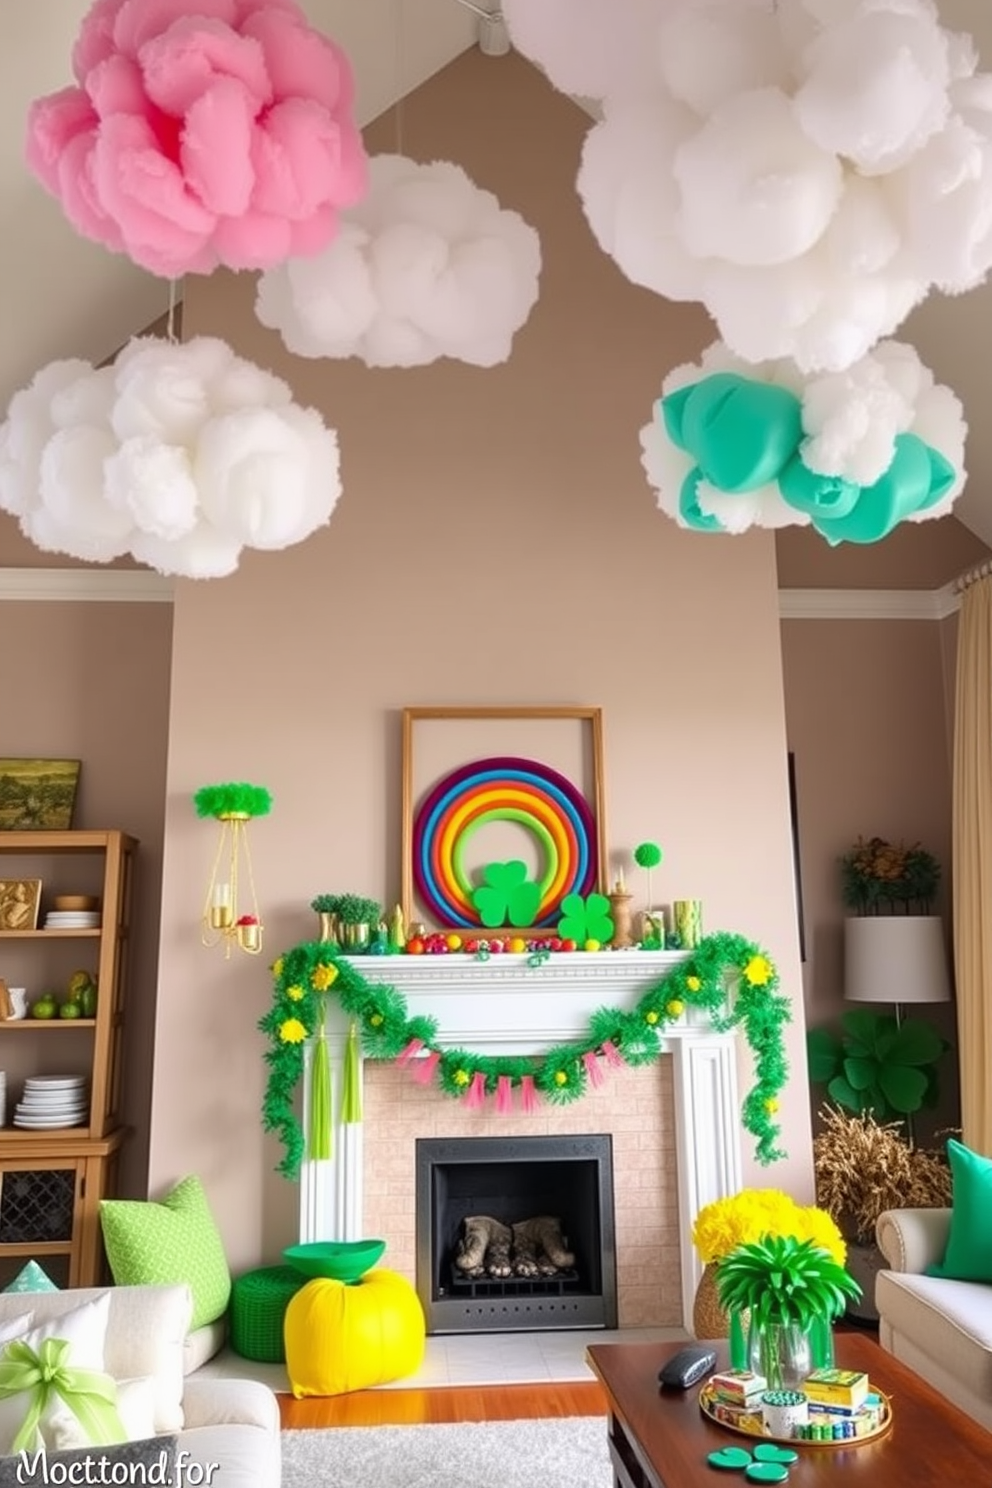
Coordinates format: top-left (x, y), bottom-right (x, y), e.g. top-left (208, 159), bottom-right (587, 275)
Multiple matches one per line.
top-left (570, 0), bottom-right (992, 372)
top-left (501, 0), bottom-right (669, 101)
top-left (0, 337), bottom-right (341, 578)
top-left (254, 155), bottom-right (542, 368)
top-left (639, 339), bottom-right (967, 542)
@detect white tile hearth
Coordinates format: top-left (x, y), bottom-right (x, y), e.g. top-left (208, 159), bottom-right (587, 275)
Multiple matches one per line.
top-left (194, 1325), bottom-right (689, 1394)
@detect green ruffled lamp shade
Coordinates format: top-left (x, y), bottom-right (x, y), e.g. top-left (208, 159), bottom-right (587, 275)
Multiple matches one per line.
top-left (283, 1239), bottom-right (386, 1284)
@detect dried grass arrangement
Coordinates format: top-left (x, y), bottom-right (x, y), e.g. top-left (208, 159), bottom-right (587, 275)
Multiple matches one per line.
top-left (812, 1105), bottom-right (953, 1245)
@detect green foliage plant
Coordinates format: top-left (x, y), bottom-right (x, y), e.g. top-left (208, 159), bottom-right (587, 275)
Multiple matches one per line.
top-left (716, 1234), bottom-right (861, 1331)
top-left (310, 894), bottom-right (340, 915)
top-left (840, 836), bottom-right (941, 914)
top-left (335, 894), bottom-right (382, 926)
top-left (807, 1007), bottom-right (949, 1121)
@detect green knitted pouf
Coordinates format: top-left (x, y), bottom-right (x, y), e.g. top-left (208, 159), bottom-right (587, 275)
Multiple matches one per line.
top-left (230, 1265), bottom-right (308, 1363)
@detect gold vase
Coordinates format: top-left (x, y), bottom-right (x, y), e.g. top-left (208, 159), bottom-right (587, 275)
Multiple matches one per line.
top-left (317, 912), bottom-right (336, 944)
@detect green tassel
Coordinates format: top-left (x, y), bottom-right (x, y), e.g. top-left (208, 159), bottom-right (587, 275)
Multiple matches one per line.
top-left (307, 1022), bottom-right (332, 1161)
top-left (342, 1021), bottom-right (362, 1124)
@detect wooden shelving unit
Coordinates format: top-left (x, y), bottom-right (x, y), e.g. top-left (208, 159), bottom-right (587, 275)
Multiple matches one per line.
top-left (0, 830), bottom-right (136, 1287)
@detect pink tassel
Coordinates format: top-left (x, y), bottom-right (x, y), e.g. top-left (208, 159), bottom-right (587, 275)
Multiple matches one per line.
top-left (520, 1074), bottom-right (539, 1113)
top-left (411, 1049), bottom-right (441, 1085)
top-left (600, 1039), bottom-right (624, 1069)
top-left (396, 1037), bottom-right (424, 1066)
top-left (463, 1071), bottom-right (488, 1109)
top-left (582, 1050), bottom-right (605, 1087)
top-left (496, 1074), bottom-right (514, 1114)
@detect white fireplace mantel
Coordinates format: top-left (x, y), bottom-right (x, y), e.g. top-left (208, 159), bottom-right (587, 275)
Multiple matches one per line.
top-left (298, 950), bottom-right (743, 1330)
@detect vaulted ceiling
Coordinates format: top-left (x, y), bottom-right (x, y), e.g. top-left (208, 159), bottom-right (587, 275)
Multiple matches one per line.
top-left (4, 1), bottom-right (992, 549)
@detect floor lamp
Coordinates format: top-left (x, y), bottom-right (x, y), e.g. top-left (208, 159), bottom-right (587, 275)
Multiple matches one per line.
top-left (844, 914), bottom-right (952, 1145)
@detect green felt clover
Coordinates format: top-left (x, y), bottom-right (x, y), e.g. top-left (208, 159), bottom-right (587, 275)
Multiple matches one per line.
top-left (745, 1465), bottom-right (790, 1484)
top-left (753, 1445), bottom-right (798, 1465)
top-left (471, 861), bottom-right (542, 928)
top-left (557, 892), bottom-right (614, 945)
top-left (707, 1448), bottom-right (753, 1470)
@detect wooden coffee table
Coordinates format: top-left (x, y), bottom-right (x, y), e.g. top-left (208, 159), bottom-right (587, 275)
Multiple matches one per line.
top-left (586, 1334), bottom-right (992, 1486)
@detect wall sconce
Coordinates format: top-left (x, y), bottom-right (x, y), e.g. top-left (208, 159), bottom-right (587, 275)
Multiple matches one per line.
top-left (194, 782), bottom-right (272, 957)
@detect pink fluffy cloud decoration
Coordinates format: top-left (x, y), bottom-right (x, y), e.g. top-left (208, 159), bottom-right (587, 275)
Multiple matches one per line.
top-left (0, 336), bottom-right (341, 577)
top-left (639, 338), bottom-right (967, 543)
top-left (25, 0), bottom-right (368, 278)
top-left (254, 155), bottom-right (542, 368)
top-left (560, 0), bottom-right (992, 372)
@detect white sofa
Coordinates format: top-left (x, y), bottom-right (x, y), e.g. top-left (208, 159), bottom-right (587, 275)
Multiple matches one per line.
top-left (876, 1206), bottom-right (992, 1432)
top-left (0, 1283), bottom-right (280, 1488)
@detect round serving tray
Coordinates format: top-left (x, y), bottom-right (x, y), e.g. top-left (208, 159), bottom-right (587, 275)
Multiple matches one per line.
top-left (699, 1380), bottom-right (893, 1450)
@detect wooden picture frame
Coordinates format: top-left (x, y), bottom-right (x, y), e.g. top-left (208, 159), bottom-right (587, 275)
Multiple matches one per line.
top-left (401, 706), bottom-right (607, 937)
top-left (0, 878), bottom-right (42, 932)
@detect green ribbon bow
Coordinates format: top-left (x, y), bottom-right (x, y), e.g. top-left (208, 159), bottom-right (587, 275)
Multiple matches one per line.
top-left (0, 1338), bottom-right (127, 1454)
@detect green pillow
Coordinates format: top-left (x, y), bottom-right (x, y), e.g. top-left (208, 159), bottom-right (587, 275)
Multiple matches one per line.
top-left (100, 1174), bottom-right (231, 1330)
top-left (926, 1138), bottom-right (992, 1282)
top-left (2, 1259), bottom-right (59, 1294)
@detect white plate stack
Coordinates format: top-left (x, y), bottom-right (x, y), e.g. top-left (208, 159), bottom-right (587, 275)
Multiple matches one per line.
top-left (14, 1076), bottom-right (88, 1129)
top-left (43, 910), bottom-right (101, 930)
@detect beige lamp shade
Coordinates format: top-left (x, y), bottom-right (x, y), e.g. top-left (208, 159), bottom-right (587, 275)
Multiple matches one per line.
top-left (844, 915), bottom-right (952, 1006)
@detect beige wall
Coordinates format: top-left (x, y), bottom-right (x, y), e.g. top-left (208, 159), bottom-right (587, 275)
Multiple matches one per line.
top-left (151, 50), bottom-right (812, 1271)
top-left (780, 618), bottom-right (960, 1141)
top-left (0, 595), bottom-right (173, 1195)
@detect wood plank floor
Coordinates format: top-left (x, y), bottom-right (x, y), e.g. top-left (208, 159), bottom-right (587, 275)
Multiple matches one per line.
top-left (279, 1380), bottom-right (607, 1429)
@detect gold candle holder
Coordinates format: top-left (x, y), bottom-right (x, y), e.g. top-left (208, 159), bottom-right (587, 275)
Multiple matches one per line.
top-left (236, 920), bottom-right (262, 953)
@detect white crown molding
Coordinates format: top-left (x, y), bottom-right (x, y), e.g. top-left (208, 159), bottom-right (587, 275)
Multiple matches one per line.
top-left (0, 567), bottom-right (173, 602)
top-left (779, 586), bottom-right (960, 621)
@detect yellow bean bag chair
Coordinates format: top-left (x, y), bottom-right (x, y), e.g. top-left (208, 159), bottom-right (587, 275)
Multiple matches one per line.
top-left (284, 1266), bottom-right (426, 1397)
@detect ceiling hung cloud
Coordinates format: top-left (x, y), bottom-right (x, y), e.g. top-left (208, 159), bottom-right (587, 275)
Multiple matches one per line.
top-left (0, 337), bottom-right (341, 579)
top-left (255, 155), bottom-right (542, 367)
top-left (639, 339), bottom-right (967, 544)
top-left (509, 0), bottom-right (992, 375)
top-left (25, 0), bottom-right (367, 278)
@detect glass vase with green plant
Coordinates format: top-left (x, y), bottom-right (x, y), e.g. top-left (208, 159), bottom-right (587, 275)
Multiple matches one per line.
top-left (716, 1235), bottom-right (861, 1390)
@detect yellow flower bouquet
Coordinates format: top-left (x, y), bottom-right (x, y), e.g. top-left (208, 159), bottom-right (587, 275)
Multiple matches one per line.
top-left (692, 1188), bottom-right (846, 1266)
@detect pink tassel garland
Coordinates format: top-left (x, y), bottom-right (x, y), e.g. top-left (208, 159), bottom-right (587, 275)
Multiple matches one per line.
top-left (464, 1071), bottom-right (488, 1109)
top-left (496, 1074), bottom-right (514, 1114)
top-left (520, 1074), bottom-right (539, 1113)
top-left (600, 1040), bottom-right (624, 1068)
top-left (582, 1050), bottom-right (605, 1087)
top-left (396, 1037), bottom-right (424, 1066)
top-left (411, 1049), bottom-right (441, 1085)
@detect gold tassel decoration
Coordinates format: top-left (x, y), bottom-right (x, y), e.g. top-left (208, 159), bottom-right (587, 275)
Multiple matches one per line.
top-left (341, 1020), bottom-right (362, 1124)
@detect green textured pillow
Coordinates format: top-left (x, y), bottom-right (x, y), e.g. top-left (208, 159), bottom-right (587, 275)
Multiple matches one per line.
top-left (3, 1259), bottom-right (59, 1294)
top-left (99, 1175), bottom-right (231, 1330)
top-left (926, 1138), bottom-right (992, 1282)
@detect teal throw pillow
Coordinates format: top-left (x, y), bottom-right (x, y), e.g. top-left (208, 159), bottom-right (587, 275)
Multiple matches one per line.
top-left (99, 1174), bottom-right (231, 1330)
top-left (926, 1138), bottom-right (992, 1283)
top-left (2, 1260), bottom-right (59, 1294)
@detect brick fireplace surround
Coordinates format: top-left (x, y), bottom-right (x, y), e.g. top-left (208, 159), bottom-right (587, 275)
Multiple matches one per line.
top-left (300, 951), bottom-right (743, 1331)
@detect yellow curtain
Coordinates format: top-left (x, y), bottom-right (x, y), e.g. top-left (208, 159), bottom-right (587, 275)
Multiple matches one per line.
top-left (952, 576), bottom-right (992, 1156)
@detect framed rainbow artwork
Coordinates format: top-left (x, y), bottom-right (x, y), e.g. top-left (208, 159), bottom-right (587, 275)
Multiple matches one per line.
top-left (401, 707), bottom-right (607, 935)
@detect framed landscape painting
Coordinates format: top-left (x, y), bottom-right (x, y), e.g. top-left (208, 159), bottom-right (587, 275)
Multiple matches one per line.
top-left (0, 759), bottom-right (81, 830)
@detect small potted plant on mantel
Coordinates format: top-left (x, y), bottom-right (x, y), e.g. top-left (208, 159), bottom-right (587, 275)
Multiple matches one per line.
top-left (311, 893), bottom-right (383, 952)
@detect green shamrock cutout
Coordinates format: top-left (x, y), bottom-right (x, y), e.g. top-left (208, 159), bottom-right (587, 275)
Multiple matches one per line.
top-left (557, 892), bottom-right (614, 945)
top-left (471, 861), bottom-right (541, 928)
top-left (707, 1448), bottom-right (753, 1470)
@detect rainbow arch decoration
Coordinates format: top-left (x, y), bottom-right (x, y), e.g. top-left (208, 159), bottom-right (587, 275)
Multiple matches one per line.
top-left (412, 756), bottom-right (599, 929)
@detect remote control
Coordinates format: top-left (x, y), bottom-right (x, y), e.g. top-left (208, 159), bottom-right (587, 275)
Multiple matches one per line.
top-left (658, 1345), bottom-right (718, 1390)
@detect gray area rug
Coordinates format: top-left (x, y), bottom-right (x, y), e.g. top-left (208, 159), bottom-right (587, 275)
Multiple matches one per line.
top-left (281, 1415), bottom-right (612, 1488)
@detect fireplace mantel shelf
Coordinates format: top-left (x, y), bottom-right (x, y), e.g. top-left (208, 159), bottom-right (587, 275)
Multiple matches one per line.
top-left (341, 948), bottom-right (723, 1054)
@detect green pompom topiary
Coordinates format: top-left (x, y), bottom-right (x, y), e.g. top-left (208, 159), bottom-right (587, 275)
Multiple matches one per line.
top-left (194, 782), bottom-right (273, 820)
top-left (634, 842), bottom-right (663, 869)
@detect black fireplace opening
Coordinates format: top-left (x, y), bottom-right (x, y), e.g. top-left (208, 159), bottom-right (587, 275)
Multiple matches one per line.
top-left (415, 1133), bottom-right (618, 1334)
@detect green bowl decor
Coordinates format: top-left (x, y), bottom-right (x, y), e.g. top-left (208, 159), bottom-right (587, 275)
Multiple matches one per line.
top-left (283, 1239), bottom-right (386, 1284)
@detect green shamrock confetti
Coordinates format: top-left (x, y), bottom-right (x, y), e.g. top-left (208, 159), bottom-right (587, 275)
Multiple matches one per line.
top-left (471, 861), bottom-right (542, 928)
top-left (558, 892), bottom-right (614, 945)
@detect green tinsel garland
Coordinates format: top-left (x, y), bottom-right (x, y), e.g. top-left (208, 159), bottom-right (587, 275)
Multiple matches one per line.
top-left (259, 930), bottom-right (791, 1180)
top-left (194, 782), bottom-right (273, 819)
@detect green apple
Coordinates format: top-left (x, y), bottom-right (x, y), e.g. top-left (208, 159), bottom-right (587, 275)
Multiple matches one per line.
top-left (59, 1000), bottom-right (82, 1020)
top-left (31, 996), bottom-right (58, 1020)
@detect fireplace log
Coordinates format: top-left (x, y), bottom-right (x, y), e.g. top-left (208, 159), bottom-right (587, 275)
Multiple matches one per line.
top-left (454, 1215), bottom-right (514, 1278)
top-left (511, 1216), bottom-right (575, 1277)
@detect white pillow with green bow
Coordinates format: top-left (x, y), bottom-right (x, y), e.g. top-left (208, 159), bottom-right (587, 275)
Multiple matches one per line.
top-left (0, 1292), bottom-right (125, 1457)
